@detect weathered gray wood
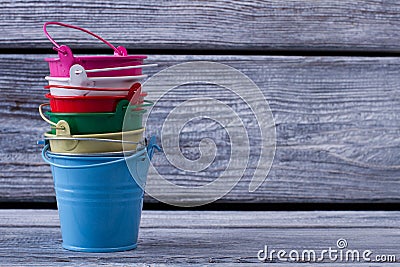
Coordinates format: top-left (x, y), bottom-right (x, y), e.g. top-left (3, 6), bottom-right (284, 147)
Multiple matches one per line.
top-left (0, 54), bottom-right (399, 203)
top-left (0, 210), bottom-right (399, 265)
top-left (2, 0), bottom-right (400, 51)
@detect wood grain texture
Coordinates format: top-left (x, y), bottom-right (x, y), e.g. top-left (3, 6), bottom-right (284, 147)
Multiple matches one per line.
top-left (0, 210), bottom-right (399, 265)
top-left (2, 0), bottom-right (400, 51)
top-left (0, 54), bottom-right (399, 203)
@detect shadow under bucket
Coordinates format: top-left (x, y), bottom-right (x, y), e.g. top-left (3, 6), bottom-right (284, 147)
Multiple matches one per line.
top-left (41, 144), bottom-right (154, 252)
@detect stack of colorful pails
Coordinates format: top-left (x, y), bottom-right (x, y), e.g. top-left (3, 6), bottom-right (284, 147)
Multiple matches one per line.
top-left (39, 22), bottom-right (159, 252)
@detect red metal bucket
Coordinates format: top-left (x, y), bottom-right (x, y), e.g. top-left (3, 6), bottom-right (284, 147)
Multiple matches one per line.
top-left (46, 83), bottom-right (146, 113)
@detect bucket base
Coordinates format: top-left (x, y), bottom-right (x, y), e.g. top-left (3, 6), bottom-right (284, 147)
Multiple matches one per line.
top-left (62, 243), bottom-right (137, 253)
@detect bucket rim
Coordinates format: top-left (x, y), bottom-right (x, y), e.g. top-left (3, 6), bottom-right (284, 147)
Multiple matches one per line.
top-left (42, 144), bottom-right (147, 169)
top-left (46, 108), bottom-right (147, 116)
top-left (45, 75), bottom-right (148, 82)
top-left (45, 93), bottom-right (126, 100)
top-left (46, 147), bottom-right (145, 160)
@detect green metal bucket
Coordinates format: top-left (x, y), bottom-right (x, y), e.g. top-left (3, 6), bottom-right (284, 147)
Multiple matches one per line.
top-left (40, 100), bottom-right (150, 135)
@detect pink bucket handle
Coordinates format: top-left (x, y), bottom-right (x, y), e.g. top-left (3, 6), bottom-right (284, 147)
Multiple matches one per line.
top-left (43, 22), bottom-right (126, 56)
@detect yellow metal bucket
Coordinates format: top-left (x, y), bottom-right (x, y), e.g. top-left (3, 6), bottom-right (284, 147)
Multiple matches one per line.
top-left (44, 120), bottom-right (144, 154)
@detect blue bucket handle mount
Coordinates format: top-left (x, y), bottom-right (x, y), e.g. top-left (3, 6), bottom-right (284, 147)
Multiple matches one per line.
top-left (146, 135), bottom-right (161, 160)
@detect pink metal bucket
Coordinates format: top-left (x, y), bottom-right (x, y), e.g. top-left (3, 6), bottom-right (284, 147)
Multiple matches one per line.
top-left (43, 22), bottom-right (148, 78)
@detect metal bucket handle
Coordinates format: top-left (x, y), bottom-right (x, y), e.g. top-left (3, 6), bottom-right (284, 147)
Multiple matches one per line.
top-left (41, 139), bottom-right (160, 169)
top-left (43, 22), bottom-right (126, 56)
top-left (39, 103), bottom-right (69, 131)
top-left (44, 84), bottom-right (131, 92)
top-left (44, 137), bottom-right (144, 144)
top-left (38, 100), bottom-right (153, 129)
top-left (85, 63), bottom-right (158, 73)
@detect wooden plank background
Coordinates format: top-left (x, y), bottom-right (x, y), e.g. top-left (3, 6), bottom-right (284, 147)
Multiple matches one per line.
top-left (1, 54), bottom-right (399, 203)
top-left (0, 0), bottom-right (399, 204)
top-left (1, 2), bottom-right (399, 266)
top-left (2, 0), bottom-right (400, 51)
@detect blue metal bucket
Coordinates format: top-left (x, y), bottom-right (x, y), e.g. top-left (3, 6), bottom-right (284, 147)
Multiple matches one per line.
top-left (41, 142), bottom-right (158, 252)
